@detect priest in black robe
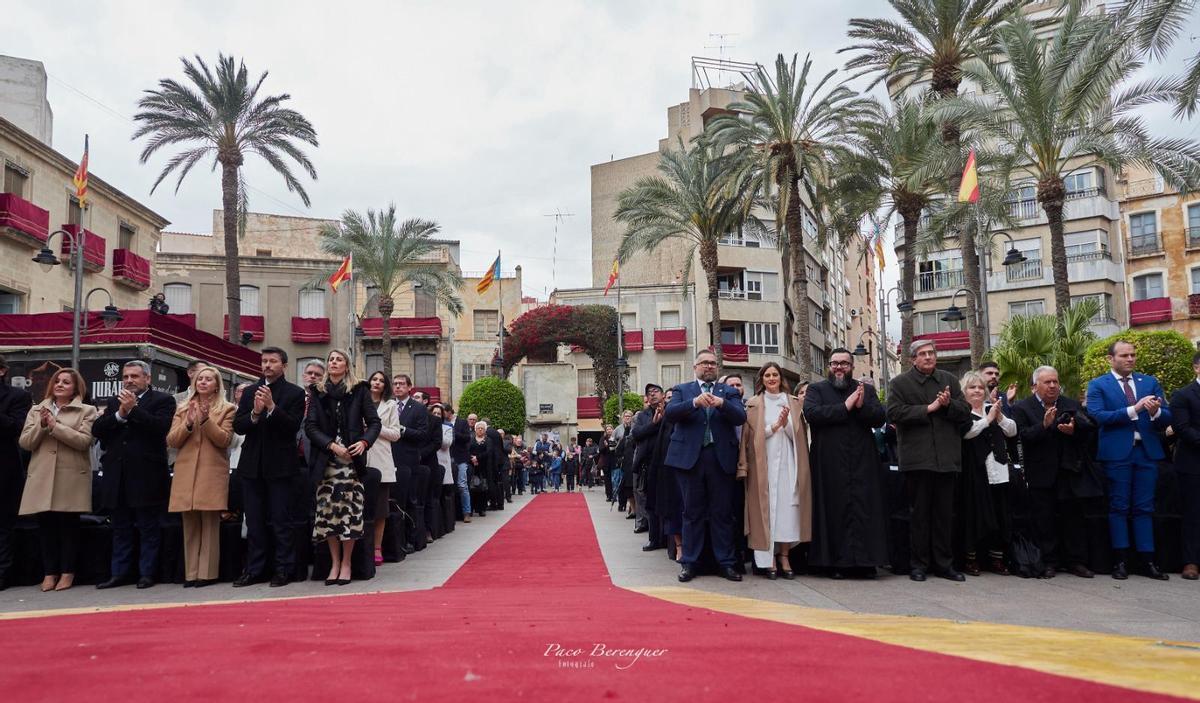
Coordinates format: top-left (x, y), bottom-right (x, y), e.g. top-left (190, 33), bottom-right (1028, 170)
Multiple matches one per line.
top-left (803, 348), bottom-right (890, 578)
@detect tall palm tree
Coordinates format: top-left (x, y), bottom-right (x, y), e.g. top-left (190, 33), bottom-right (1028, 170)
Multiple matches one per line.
top-left (317, 206), bottom-right (464, 379)
top-left (706, 54), bottom-right (871, 373)
top-left (1110, 0), bottom-right (1200, 117)
top-left (934, 4), bottom-right (1200, 314)
top-left (133, 54), bottom-right (318, 342)
top-left (613, 139), bottom-right (761, 365)
top-left (989, 298), bottom-right (1101, 399)
top-left (842, 0), bottom-right (1025, 365)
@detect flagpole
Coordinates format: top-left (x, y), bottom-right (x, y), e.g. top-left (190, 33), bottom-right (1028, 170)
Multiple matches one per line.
top-left (497, 250), bottom-right (504, 375)
top-left (69, 134), bottom-right (88, 370)
top-left (615, 262), bottom-right (624, 418)
top-left (349, 253), bottom-right (357, 366)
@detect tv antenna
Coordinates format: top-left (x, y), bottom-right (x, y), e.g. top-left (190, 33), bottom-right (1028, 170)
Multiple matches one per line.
top-left (543, 209), bottom-right (575, 291)
top-left (705, 32), bottom-right (739, 61)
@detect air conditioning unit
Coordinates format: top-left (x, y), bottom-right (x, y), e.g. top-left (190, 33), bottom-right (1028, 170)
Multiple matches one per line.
top-left (849, 308), bottom-right (859, 318)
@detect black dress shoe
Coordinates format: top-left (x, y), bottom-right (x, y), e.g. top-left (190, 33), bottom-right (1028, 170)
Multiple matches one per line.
top-left (909, 569), bottom-right (927, 582)
top-left (1112, 562), bottom-right (1128, 580)
top-left (1068, 563), bottom-right (1094, 578)
top-left (183, 580), bottom-right (197, 588)
top-left (269, 573), bottom-right (291, 588)
top-left (641, 542), bottom-right (660, 551)
top-left (324, 579), bottom-right (337, 586)
top-left (937, 569), bottom-right (966, 582)
top-left (194, 579), bottom-right (217, 588)
top-left (402, 544), bottom-right (415, 554)
top-left (1145, 562), bottom-right (1169, 581)
top-left (1040, 566), bottom-right (1057, 579)
top-left (336, 578), bottom-right (350, 586)
top-left (232, 572), bottom-right (267, 587)
top-left (136, 576), bottom-right (155, 589)
top-left (678, 566), bottom-right (696, 582)
top-left (830, 570), bottom-right (846, 580)
top-left (720, 566), bottom-right (743, 582)
top-left (97, 576), bottom-right (133, 589)
top-left (633, 526), bottom-right (648, 534)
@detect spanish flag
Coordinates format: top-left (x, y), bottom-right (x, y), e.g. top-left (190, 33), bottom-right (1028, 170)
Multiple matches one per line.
top-left (603, 259), bottom-right (619, 296)
top-left (328, 255), bottom-right (352, 292)
top-left (73, 135), bottom-right (89, 208)
top-left (874, 235), bottom-right (886, 273)
top-left (476, 254), bottom-right (501, 294)
top-left (957, 149), bottom-right (979, 203)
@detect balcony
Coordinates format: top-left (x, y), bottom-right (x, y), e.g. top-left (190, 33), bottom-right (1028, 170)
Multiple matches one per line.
top-left (224, 314), bottom-right (265, 342)
top-left (60, 224), bottom-right (106, 272)
top-left (1005, 258), bottom-right (1042, 282)
top-left (722, 343), bottom-right (749, 363)
top-left (577, 396), bottom-right (602, 419)
top-left (622, 329), bottom-right (643, 352)
top-left (360, 316), bottom-right (443, 339)
top-left (717, 289), bottom-right (747, 300)
top-left (653, 327), bottom-right (688, 351)
top-left (1004, 189), bottom-right (1118, 225)
top-left (0, 192), bottom-right (50, 248)
top-left (291, 316), bottom-right (331, 344)
top-left (916, 269), bottom-right (964, 295)
top-left (1065, 250), bottom-right (1122, 285)
top-left (913, 330), bottom-right (970, 352)
top-left (1129, 297), bottom-right (1172, 326)
top-left (1188, 227), bottom-right (1200, 250)
top-left (1128, 233), bottom-right (1163, 258)
top-left (112, 248), bottom-right (151, 289)
top-left (166, 313), bottom-right (196, 327)
top-left (1190, 293), bottom-right (1200, 319)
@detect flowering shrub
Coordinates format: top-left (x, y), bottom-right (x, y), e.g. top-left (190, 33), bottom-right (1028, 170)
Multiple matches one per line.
top-left (503, 304), bottom-right (620, 397)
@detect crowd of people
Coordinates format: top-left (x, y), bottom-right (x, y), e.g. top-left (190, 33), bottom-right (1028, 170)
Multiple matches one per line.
top-left (0, 348), bottom-right (518, 592)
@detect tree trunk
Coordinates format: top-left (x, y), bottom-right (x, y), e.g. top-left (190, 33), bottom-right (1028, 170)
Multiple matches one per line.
top-left (699, 239), bottom-right (723, 365)
top-left (1038, 177), bottom-right (1071, 315)
top-left (785, 172), bottom-right (812, 378)
top-left (960, 232), bottom-right (986, 368)
top-left (221, 161), bottom-right (242, 344)
top-left (378, 294), bottom-right (394, 381)
top-left (899, 210), bottom-right (919, 357)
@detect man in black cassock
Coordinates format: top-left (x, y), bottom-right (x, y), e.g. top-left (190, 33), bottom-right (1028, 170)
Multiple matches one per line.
top-left (803, 348), bottom-right (890, 579)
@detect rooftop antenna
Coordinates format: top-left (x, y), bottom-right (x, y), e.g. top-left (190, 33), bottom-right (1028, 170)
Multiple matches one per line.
top-left (705, 32), bottom-right (739, 62)
top-left (543, 208), bottom-right (575, 290)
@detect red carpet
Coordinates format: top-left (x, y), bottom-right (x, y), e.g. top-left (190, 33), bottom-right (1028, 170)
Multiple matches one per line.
top-left (0, 494), bottom-right (1184, 701)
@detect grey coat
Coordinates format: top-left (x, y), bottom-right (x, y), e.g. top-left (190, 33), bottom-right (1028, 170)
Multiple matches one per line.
top-left (885, 367), bottom-right (971, 473)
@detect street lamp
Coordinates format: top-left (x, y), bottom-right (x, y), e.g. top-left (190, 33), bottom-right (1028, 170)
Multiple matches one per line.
top-left (851, 328), bottom-right (889, 388)
top-left (83, 287), bottom-right (122, 331)
top-left (941, 287), bottom-right (981, 329)
top-left (32, 229), bottom-right (86, 368)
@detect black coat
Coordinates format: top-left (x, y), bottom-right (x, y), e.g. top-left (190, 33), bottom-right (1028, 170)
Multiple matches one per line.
top-left (630, 407), bottom-right (661, 474)
top-left (420, 408), bottom-right (441, 468)
top-left (1170, 381), bottom-right (1200, 476)
top-left (93, 389), bottom-right (175, 509)
top-left (390, 397), bottom-right (428, 469)
top-left (467, 435), bottom-right (494, 487)
top-left (1011, 394), bottom-right (1104, 497)
top-left (450, 416), bottom-right (471, 464)
top-left (304, 381), bottom-right (382, 480)
top-left (0, 382), bottom-right (32, 481)
top-left (233, 377), bottom-right (306, 480)
top-left (886, 367), bottom-right (972, 473)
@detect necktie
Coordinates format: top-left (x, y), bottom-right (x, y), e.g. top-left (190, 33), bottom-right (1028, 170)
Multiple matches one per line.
top-left (1121, 377), bottom-right (1136, 405)
top-left (701, 383), bottom-right (714, 446)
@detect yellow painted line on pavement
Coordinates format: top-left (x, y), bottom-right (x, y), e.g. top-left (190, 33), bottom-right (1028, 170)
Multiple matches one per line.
top-left (633, 586), bottom-right (1200, 701)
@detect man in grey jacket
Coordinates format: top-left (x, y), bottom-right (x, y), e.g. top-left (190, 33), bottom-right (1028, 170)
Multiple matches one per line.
top-left (886, 339), bottom-right (971, 583)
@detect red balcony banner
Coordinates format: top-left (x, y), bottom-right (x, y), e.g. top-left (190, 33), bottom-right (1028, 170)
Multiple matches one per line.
top-left (360, 316), bottom-right (442, 338)
top-left (722, 343), bottom-right (749, 362)
top-left (653, 327), bottom-right (687, 351)
top-left (577, 396), bottom-right (602, 419)
top-left (1189, 293), bottom-right (1200, 319)
top-left (224, 314), bottom-right (265, 342)
top-left (414, 386), bottom-right (442, 404)
top-left (0, 192), bottom-right (50, 245)
top-left (112, 248), bottom-right (151, 289)
top-left (61, 224), bottom-right (106, 270)
top-left (1129, 297), bottom-right (1172, 326)
top-left (291, 316), bottom-right (331, 343)
top-left (166, 313), bottom-right (196, 327)
top-left (913, 330), bottom-right (970, 351)
top-left (623, 329), bottom-right (643, 352)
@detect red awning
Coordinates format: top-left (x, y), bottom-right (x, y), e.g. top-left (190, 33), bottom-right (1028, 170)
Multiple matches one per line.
top-left (0, 192), bottom-right (50, 246)
top-left (653, 327), bottom-right (688, 351)
top-left (291, 316), bottom-right (331, 343)
top-left (577, 396), bottom-right (602, 419)
top-left (360, 316), bottom-right (442, 338)
top-left (414, 386), bottom-right (442, 404)
top-left (1130, 297), bottom-right (1172, 326)
top-left (0, 309), bottom-right (261, 376)
top-left (61, 224), bottom-right (107, 271)
top-left (623, 329), bottom-right (643, 352)
top-left (224, 315), bottom-right (265, 342)
top-left (722, 343), bottom-right (749, 362)
top-left (913, 330), bottom-right (970, 351)
top-left (112, 248), bottom-right (151, 289)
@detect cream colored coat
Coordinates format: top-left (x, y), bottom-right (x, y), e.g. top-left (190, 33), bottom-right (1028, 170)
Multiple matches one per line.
top-left (166, 403), bottom-right (235, 512)
top-left (737, 393), bottom-right (812, 549)
top-left (18, 398), bottom-right (97, 514)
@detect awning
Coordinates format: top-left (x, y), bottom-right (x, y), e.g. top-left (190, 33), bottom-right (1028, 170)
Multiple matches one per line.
top-left (576, 418), bottom-right (604, 432)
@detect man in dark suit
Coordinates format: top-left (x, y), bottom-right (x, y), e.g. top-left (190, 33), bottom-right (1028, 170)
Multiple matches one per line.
top-left (481, 417), bottom-right (507, 510)
top-left (232, 347), bottom-right (306, 587)
top-left (632, 383), bottom-right (664, 547)
top-left (1169, 351), bottom-right (1200, 580)
top-left (391, 374), bottom-right (427, 552)
top-left (0, 355), bottom-right (32, 591)
top-left (1012, 365), bottom-right (1101, 579)
top-left (93, 360), bottom-right (175, 589)
top-left (665, 349), bottom-right (747, 583)
top-left (1086, 339), bottom-right (1173, 580)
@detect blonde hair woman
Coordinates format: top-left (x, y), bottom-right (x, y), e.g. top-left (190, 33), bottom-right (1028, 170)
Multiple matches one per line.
top-left (167, 365), bottom-right (235, 587)
top-left (19, 368), bottom-right (97, 592)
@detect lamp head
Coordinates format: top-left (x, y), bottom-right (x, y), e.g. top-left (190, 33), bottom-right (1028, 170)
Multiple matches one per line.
top-left (896, 299), bottom-right (914, 319)
top-left (100, 305), bottom-right (122, 330)
top-left (852, 342), bottom-right (869, 356)
top-left (941, 304), bottom-right (965, 324)
top-left (1002, 246), bottom-right (1026, 267)
top-left (32, 247), bottom-right (60, 273)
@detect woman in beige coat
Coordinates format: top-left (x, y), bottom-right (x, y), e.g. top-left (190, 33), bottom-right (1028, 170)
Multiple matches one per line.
top-left (167, 365), bottom-right (234, 587)
top-left (737, 362), bottom-right (811, 580)
top-left (18, 368), bottom-right (97, 592)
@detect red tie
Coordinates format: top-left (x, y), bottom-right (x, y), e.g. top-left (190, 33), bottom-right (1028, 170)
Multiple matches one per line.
top-left (1121, 377), bottom-right (1136, 405)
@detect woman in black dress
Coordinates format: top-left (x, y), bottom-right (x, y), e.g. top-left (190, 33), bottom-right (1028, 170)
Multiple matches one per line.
top-left (467, 420), bottom-right (493, 517)
top-left (958, 370), bottom-right (1016, 576)
top-left (305, 349), bottom-right (381, 585)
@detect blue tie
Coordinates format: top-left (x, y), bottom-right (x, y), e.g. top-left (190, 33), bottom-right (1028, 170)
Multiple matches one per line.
top-left (701, 383), bottom-right (714, 446)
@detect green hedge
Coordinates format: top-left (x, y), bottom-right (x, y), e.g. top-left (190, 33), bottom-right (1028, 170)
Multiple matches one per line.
top-left (1081, 330), bottom-right (1196, 396)
top-left (604, 392), bottom-right (645, 426)
top-left (457, 377), bottom-right (526, 435)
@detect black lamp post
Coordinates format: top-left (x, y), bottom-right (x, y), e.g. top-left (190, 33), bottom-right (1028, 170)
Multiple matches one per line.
top-left (33, 229), bottom-right (86, 367)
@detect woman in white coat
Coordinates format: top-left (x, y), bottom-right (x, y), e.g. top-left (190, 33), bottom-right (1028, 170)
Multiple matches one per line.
top-left (366, 371), bottom-right (401, 566)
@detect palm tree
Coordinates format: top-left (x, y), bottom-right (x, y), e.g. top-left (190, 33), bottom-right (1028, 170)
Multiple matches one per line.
top-left (317, 206), bottom-right (464, 379)
top-left (934, 4), bottom-right (1200, 314)
top-left (133, 54), bottom-right (318, 343)
top-left (989, 299), bottom-right (1101, 399)
top-left (1110, 0), bottom-right (1200, 117)
top-left (842, 0), bottom-right (1025, 365)
top-left (613, 139), bottom-right (760, 365)
top-left (706, 54), bottom-right (871, 373)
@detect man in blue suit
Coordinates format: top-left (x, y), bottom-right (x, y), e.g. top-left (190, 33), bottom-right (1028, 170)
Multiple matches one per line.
top-left (664, 348), bottom-right (747, 582)
top-left (1085, 339), bottom-right (1173, 580)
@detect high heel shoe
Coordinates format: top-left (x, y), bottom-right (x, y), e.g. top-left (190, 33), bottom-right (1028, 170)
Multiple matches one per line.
top-left (54, 574), bottom-right (74, 591)
top-left (41, 575), bottom-right (59, 592)
top-left (776, 555), bottom-right (795, 580)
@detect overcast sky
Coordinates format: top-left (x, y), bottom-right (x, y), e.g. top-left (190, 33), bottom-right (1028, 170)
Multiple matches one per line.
top-left (7, 0), bottom-right (1200, 303)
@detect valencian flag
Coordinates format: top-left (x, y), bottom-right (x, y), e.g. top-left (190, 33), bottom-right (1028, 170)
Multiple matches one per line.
top-left (73, 135), bottom-right (89, 207)
top-left (603, 259), bottom-right (619, 296)
top-left (328, 255), bottom-right (352, 292)
top-left (957, 149), bottom-right (980, 203)
top-left (476, 254), bottom-right (501, 294)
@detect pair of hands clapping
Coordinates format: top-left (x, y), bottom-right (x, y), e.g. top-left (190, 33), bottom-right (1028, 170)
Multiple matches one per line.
top-left (693, 391), bottom-right (725, 410)
top-left (843, 384), bottom-right (866, 411)
top-left (926, 385), bottom-right (952, 414)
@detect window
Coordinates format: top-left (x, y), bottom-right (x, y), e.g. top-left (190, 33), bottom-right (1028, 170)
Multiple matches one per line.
top-left (364, 354), bottom-right (383, 379)
top-left (67, 197), bottom-right (82, 227)
top-left (746, 322), bottom-right (779, 354)
top-left (297, 357), bottom-right (323, 384)
top-left (3, 163), bottom-right (27, 196)
top-left (298, 288), bottom-right (325, 318)
top-left (811, 345), bottom-right (826, 374)
top-left (659, 310), bottom-right (680, 327)
top-left (719, 324), bottom-right (739, 345)
top-left (0, 291), bottom-right (21, 314)
top-left (917, 251), bottom-right (964, 292)
top-left (119, 223), bottom-right (136, 250)
top-left (660, 364), bottom-right (682, 389)
top-left (1132, 272), bottom-right (1165, 301)
top-left (1063, 169), bottom-right (1094, 195)
top-left (577, 368), bottom-right (597, 397)
top-left (1192, 268), bottom-right (1200, 295)
top-left (1064, 230), bottom-right (1109, 259)
top-left (913, 311), bottom-right (955, 336)
top-left (473, 310), bottom-right (500, 339)
top-left (744, 271), bottom-right (778, 301)
top-left (1189, 203), bottom-right (1200, 233)
top-left (255, 249), bottom-right (272, 257)
top-left (413, 354), bottom-right (437, 387)
top-left (620, 312), bottom-right (636, 330)
top-left (811, 308), bottom-right (825, 331)
top-left (462, 363), bottom-right (490, 385)
top-left (1070, 293), bottom-right (1114, 323)
top-left (802, 209), bottom-right (818, 238)
top-left (239, 285), bottom-right (260, 315)
top-left (414, 284), bottom-right (436, 317)
top-left (1129, 212), bottom-right (1158, 254)
top-left (163, 283), bottom-right (192, 314)
top-left (619, 366), bottom-right (639, 394)
top-left (363, 284), bottom-right (380, 315)
top-left (1008, 299), bottom-right (1045, 318)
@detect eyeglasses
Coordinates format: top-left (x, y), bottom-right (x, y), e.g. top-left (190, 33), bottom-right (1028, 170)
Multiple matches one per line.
top-left (829, 361), bottom-right (852, 368)
top-left (696, 361), bottom-right (718, 367)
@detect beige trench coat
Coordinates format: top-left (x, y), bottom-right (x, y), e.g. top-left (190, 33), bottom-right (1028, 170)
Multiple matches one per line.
top-left (737, 393), bottom-right (812, 549)
top-left (18, 398), bottom-right (97, 514)
top-left (166, 403), bottom-right (235, 512)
